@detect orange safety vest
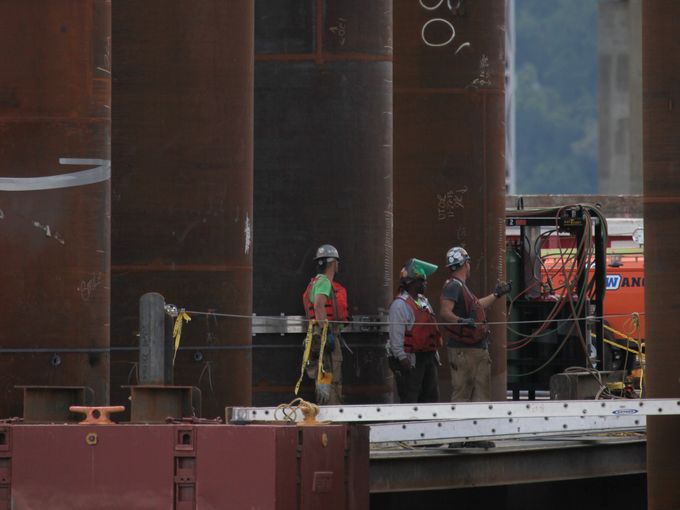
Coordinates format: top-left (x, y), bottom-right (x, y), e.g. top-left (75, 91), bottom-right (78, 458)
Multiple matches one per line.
top-left (398, 295), bottom-right (442, 353)
top-left (442, 277), bottom-right (489, 345)
top-left (302, 276), bottom-right (349, 322)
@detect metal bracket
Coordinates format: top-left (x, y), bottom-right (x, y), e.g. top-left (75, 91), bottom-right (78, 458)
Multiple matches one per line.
top-left (251, 314), bottom-right (388, 336)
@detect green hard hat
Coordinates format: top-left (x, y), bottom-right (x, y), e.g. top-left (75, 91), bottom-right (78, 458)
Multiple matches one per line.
top-left (400, 258), bottom-right (438, 282)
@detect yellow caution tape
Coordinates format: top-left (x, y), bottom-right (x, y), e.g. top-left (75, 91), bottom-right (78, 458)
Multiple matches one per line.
top-left (173, 309), bottom-right (191, 364)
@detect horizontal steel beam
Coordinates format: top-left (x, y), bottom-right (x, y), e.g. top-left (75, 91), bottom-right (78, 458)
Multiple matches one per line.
top-left (228, 398), bottom-right (680, 424)
top-left (251, 314), bottom-right (388, 335)
top-left (370, 437), bottom-right (646, 492)
top-left (370, 415), bottom-right (644, 444)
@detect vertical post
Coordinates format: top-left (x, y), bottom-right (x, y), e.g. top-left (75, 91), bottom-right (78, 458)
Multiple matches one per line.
top-left (573, 212), bottom-right (590, 366)
top-left (593, 217), bottom-right (606, 368)
top-left (643, 1), bottom-right (680, 506)
top-left (139, 293), bottom-right (173, 385)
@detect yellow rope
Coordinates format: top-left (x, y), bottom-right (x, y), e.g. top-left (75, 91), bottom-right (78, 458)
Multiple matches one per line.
top-left (316, 322), bottom-right (330, 385)
top-left (172, 309), bottom-right (191, 364)
top-left (294, 320), bottom-right (327, 395)
top-left (274, 398), bottom-right (323, 425)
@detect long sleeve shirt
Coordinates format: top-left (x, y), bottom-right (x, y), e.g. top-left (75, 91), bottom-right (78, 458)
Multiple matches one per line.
top-left (387, 291), bottom-right (414, 362)
top-left (387, 291), bottom-right (436, 367)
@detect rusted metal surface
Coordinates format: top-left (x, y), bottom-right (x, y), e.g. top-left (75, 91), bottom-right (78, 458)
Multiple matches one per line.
top-left (18, 386), bottom-right (93, 423)
top-left (3, 423), bottom-right (368, 509)
top-left (127, 385), bottom-right (201, 423)
top-left (253, 1), bottom-right (393, 405)
top-left (370, 437), bottom-right (646, 493)
top-left (111, 2), bottom-right (254, 415)
top-left (0, 0), bottom-right (111, 418)
top-left (642, 1), bottom-right (680, 507)
top-left (10, 425), bottom-right (176, 508)
top-left (393, 0), bottom-right (506, 400)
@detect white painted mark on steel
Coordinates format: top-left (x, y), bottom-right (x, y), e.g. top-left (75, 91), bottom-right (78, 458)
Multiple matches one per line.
top-left (244, 213), bottom-right (252, 255)
top-left (0, 158), bottom-right (111, 191)
top-left (455, 41), bottom-right (471, 54)
top-left (419, 0), bottom-right (444, 10)
top-left (421, 18), bottom-right (456, 47)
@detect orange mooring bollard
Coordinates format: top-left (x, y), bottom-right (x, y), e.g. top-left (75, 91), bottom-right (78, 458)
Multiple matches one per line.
top-left (69, 406), bottom-right (126, 425)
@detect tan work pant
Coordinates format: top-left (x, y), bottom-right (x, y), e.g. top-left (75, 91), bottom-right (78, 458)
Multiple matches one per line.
top-left (328, 344), bottom-right (343, 404)
top-left (448, 347), bottom-right (491, 402)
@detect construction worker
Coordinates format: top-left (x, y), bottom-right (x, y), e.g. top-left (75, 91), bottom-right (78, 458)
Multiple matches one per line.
top-left (301, 244), bottom-right (348, 404)
top-left (439, 247), bottom-right (511, 402)
top-left (387, 258), bottom-right (442, 403)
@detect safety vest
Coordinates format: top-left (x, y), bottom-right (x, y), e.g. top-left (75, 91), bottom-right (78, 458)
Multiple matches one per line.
top-left (443, 277), bottom-right (489, 345)
top-left (398, 295), bottom-right (442, 353)
top-left (302, 275), bottom-right (349, 322)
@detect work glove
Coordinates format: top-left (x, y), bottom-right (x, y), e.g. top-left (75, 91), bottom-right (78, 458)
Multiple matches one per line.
top-left (399, 356), bottom-right (413, 372)
top-left (315, 383), bottom-right (331, 404)
top-left (494, 280), bottom-right (512, 298)
top-left (458, 317), bottom-right (476, 328)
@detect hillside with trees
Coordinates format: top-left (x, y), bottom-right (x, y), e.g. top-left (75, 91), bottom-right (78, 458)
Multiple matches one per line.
top-left (515, 0), bottom-right (598, 193)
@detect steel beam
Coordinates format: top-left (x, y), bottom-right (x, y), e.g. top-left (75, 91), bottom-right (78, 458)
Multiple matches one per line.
top-left (370, 438), bottom-right (646, 493)
top-left (228, 398), bottom-right (680, 424)
top-left (369, 415), bottom-right (644, 444)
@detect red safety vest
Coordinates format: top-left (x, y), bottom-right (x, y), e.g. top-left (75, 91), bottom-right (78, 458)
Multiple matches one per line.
top-left (398, 295), bottom-right (442, 353)
top-left (302, 275), bottom-right (349, 322)
top-left (442, 277), bottom-right (489, 345)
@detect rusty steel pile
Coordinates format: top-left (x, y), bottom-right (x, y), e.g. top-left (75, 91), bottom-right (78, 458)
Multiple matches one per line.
top-left (252, 0), bottom-right (393, 405)
top-left (393, 0), bottom-right (507, 400)
top-left (0, 0), bottom-right (111, 416)
top-left (109, 1), bottom-right (254, 416)
top-left (643, 0), bottom-right (680, 506)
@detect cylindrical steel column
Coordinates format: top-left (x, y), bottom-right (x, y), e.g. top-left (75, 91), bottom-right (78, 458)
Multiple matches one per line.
top-left (643, 1), bottom-right (680, 507)
top-left (0, 1), bottom-right (111, 417)
top-left (253, 1), bottom-right (393, 404)
top-left (394, 0), bottom-right (506, 401)
top-left (112, 2), bottom-right (254, 415)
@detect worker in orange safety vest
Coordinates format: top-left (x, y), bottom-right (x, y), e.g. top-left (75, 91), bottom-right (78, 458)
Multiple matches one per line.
top-left (387, 258), bottom-right (442, 403)
top-left (301, 244), bottom-right (348, 404)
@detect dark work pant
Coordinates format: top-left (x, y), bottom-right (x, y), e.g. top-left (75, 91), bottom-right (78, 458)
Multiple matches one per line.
top-left (390, 351), bottom-right (439, 403)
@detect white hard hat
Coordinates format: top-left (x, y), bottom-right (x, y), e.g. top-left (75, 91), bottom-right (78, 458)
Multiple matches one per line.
top-left (446, 246), bottom-right (470, 270)
top-left (314, 244), bottom-right (340, 261)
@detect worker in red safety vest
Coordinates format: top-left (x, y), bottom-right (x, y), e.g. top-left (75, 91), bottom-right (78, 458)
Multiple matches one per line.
top-left (301, 244), bottom-right (348, 404)
top-left (387, 258), bottom-right (442, 403)
top-left (439, 246), bottom-right (511, 402)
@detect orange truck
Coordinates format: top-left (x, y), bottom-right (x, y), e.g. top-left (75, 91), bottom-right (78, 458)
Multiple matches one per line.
top-left (540, 252), bottom-right (645, 348)
top-left (601, 254), bottom-right (645, 341)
